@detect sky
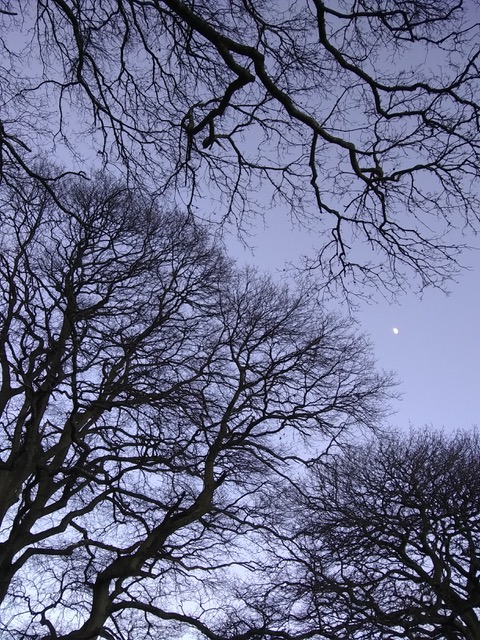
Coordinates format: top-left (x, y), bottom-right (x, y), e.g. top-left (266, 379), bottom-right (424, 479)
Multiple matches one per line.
top-left (217, 0), bottom-right (480, 436)
top-left (228, 212), bottom-right (480, 434)
top-left (7, 2), bottom-right (478, 437)
top-left (358, 264), bottom-right (480, 431)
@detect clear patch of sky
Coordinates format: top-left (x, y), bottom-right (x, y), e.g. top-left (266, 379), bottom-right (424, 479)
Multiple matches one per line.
top-left (227, 211), bottom-right (480, 433)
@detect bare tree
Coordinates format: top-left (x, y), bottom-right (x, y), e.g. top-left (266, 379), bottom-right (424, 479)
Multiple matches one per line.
top-left (256, 428), bottom-right (480, 640)
top-left (0, 173), bottom-right (392, 639)
top-left (1, 1), bottom-right (479, 293)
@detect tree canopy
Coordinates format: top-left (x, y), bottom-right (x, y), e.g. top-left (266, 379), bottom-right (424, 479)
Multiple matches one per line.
top-left (0, 173), bottom-right (392, 639)
top-left (1, 1), bottom-right (480, 293)
top-left (256, 428), bottom-right (480, 640)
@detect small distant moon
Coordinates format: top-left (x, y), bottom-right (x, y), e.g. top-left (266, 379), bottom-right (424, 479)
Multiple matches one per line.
top-left (392, 327), bottom-right (399, 335)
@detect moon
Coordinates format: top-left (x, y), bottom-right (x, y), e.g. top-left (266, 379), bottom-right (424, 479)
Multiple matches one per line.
top-left (392, 327), bottom-right (399, 335)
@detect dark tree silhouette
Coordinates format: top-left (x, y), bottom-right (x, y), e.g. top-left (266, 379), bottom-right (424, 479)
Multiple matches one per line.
top-left (0, 173), bottom-right (392, 639)
top-left (1, 1), bottom-right (480, 292)
top-left (254, 428), bottom-right (480, 640)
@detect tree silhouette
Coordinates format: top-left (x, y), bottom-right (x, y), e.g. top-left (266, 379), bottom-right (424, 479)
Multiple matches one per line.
top-left (0, 173), bottom-right (392, 639)
top-left (1, 2), bottom-right (480, 292)
top-left (256, 428), bottom-right (480, 640)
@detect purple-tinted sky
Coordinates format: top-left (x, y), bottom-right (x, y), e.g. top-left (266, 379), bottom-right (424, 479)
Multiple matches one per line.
top-left (228, 214), bottom-right (480, 433)
top-left (9, 1), bottom-right (477, 436)
top-left (357, 266), bottom-right (480, 431)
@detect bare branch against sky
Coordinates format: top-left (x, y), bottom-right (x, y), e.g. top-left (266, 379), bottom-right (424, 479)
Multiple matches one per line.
top-left (1, 1), bottom-right (479, 294)
top-left (270, 428), bottom-right (480, 640)
top-left (0, 173), bottom-right (393, 638)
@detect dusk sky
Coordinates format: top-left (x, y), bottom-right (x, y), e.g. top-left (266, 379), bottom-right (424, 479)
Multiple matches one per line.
top-left (6, 0), bottom-right (477, 436)
top-left (229, 213), bottom-right (480, 434)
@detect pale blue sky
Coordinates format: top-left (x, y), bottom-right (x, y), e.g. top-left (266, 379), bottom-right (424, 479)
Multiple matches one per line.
top-left (357, 267), bottom-right (480, 431)
top-left (228, 215), bottom-right (480, 433)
